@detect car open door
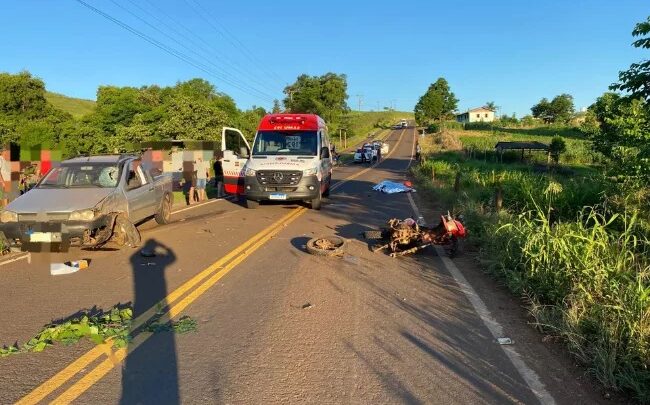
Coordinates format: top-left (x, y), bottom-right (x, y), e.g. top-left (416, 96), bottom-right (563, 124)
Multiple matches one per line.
top-left (221, 127), bottom-right (251, 195)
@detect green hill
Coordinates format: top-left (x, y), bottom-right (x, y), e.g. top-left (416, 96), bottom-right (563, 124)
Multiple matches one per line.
top-left (45, 91), bottom-right (95, 117)
top-left (341, 110), bottom-right (414, 147)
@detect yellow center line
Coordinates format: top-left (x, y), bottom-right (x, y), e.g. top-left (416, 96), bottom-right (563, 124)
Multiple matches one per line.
top-left (20, 133), bottom-right (411, 404)
top-left (17, 207), bottom-right (305, 405)
top-left (50, 207), bottom-right (307, 404)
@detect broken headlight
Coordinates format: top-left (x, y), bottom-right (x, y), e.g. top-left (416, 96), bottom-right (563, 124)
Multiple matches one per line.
top-left (69, 209), bottom-right (97, 221)
top-left (0, 210), bottom-right (17, 223)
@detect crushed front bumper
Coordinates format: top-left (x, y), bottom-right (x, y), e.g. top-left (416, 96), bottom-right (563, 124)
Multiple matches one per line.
top-left (0, 214), bottom-right (117, 250)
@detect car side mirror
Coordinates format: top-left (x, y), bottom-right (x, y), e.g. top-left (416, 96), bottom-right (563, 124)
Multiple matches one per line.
top-left (320, 146), bottom-right (330, 159)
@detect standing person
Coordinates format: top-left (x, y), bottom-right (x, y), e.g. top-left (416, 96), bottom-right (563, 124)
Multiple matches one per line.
top-left (376, 144), bottom-right (382, 163)
top-left (182, 160), bottom-right (197, 205)
top-left (195, 157), bottom-right (209, 202)
top-left (213, 157), bottom-right (224, 198)
top-left (0, 150), bottom-right (9, 207)
top-left (415, 141), bottom-right (422, 162)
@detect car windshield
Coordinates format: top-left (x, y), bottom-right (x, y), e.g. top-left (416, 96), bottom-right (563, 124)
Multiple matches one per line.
top-left (37, 163), bottom-right (122, 188)
top-left (252, 131), bottom-right (318, 156)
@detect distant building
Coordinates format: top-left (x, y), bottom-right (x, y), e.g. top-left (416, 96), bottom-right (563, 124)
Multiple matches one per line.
top-left (456, 107), bottom-right (495, 123)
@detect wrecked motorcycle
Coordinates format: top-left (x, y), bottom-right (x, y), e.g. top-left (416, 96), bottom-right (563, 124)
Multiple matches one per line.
top-left (364, 214), bottom-right (467, 258)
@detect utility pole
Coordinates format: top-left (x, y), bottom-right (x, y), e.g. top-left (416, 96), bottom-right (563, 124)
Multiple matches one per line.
top-left (339, 128), bottom-right (342, 149)
top-left (355, 94), bottom-right (363, 112)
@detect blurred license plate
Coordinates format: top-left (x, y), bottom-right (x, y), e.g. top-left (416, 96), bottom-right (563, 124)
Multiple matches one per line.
top-left (30, 232), bottom-right (62, 243)
top-left (269, 193), bottom-right (287, 200)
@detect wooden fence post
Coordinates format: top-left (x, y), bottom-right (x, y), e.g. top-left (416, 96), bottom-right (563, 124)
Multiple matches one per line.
top-left (454, 172), bottom-right (461, 193)
top-left (495, 184), bottom-right (503, 212)
top-left (431, 165), bottom-right (435, 182)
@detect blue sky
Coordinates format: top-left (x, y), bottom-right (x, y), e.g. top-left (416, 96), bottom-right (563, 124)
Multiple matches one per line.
top-left (0, 0), bottom-right (646, 117)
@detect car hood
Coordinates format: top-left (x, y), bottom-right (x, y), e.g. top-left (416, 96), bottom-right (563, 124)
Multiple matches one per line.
top-left (6, 188), bottom-right (115, 213)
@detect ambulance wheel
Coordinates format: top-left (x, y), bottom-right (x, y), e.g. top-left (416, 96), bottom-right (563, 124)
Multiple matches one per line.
top-left (309, 191), bottom-right (322, 210)
top-left (245, 199), bottom-right (260, 209)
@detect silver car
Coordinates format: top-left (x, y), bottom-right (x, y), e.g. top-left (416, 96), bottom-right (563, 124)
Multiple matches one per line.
top-left (0, 154), bottom-right (172, 250)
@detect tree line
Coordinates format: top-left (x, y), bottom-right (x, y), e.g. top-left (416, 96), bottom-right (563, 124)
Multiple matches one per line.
top-left (0, 71), bottom-right (351, 157)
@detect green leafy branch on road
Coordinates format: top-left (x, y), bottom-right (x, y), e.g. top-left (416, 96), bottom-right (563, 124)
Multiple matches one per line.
top-left (0, 306), bottom-right (197, 358)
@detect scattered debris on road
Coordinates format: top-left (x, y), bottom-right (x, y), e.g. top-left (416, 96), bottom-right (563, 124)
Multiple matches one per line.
top-left (50, 259), bottom-right (90, 275)
top-left (305, 236), bottom-right (346, 257)
top-left (372, 180), bottom-right (416, 194)
top-left (497, 337), bottom-right (515, 345)
top-left (365, 214), bottom-right (466, 257)
top-left (0, 305), bottom-right (198, 358)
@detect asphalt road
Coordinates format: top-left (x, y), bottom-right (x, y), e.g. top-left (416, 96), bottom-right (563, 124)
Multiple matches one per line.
top-left (0, 128), bottom-right (609, 404)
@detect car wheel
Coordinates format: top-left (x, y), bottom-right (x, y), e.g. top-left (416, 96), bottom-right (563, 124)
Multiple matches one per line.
top-left (155, 193), bottom-right (172, 225)
top-left (305, 236), bottom-right (346, 256)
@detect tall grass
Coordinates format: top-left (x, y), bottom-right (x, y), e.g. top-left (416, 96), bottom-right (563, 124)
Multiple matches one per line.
top-left (412, 138), bottom-right (650, 402)
top-left (485, 207), bottom-right (650, 402)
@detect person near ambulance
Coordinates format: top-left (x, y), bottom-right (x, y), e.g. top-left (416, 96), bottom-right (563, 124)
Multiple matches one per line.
top-left (241, 114), bottom-right (333, 210)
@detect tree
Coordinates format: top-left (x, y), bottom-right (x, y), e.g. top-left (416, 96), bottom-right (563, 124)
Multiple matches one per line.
top-left (272, 99), bottom-right (282, 113)
top-left (588, 92), bottom-right (649, 180)
top-left (282, 73), bottom-right (349, 127)
top-left (414, 78), bottom-right (458, 126)
top-left (611, 16), bottom-right (650, 101)
top-left (485, 101), bottom-right (497, 111)
top-left (0, 71), bottom-right (48, 119)
top-left (158, 95), bottom-right (227, 141)
top-left (548, 136), bottom-right (567, 164)
top-left (531, 94), bottom-right (574, 124)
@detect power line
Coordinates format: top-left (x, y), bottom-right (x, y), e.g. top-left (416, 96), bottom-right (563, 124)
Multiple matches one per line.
top-left (74, 0), bottom-right (275, 103)
top-left (107, 0), bottom-right (276, 100)
top-left (123, 0), bottom-right (280, 95)
top-left (182, 0), bottom-right (285, 86)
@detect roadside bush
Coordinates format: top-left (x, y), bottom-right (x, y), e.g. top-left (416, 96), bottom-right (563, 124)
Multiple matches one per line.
top-left (549, 136), bottom-right (567, 163)
top-left (464, 122), bottom-right (493, 130)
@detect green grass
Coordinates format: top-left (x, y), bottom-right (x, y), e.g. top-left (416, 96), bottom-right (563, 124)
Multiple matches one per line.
top-left (45, 91), bottom-right (95, 117)
top-left (445, 125), bottom-right (601, 166)
top-left (412, 132), bottom-right (650, 402)
top-left (337, 110), bottom-right (413, 150)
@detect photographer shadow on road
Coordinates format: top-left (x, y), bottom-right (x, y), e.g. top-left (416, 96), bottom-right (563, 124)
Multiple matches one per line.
top-left (120, 239), bottom-right (179, 405)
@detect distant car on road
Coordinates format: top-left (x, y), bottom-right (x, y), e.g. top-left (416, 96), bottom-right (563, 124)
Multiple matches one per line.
top-left (354, 147), bottom-right (373, 164)
top-left (400, 120), bottom-right (408, 128)
top-left (0, 154), bottom-right (173, 250)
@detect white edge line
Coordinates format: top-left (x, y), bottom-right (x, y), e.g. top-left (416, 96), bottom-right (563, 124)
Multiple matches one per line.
top-left (403, 129), bottom-right (556, 405)
top-left (0, 252), bottom-right (31, 267)
top-left (171, 197), bottom-right (231, 215)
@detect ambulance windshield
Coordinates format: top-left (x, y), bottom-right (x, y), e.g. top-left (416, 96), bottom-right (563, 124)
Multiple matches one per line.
top-left (252, 131), bottom-right (318, 156)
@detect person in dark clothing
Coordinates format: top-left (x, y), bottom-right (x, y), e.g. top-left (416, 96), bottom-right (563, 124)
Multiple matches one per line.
top-left (213, 159), bottom-right (224, 198)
